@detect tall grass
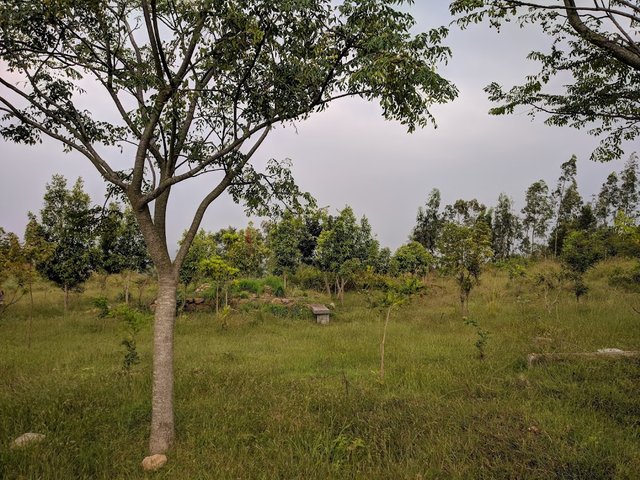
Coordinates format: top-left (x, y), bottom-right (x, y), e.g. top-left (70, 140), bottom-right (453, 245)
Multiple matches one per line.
top-left (1, 263), bottom-right (639, 479)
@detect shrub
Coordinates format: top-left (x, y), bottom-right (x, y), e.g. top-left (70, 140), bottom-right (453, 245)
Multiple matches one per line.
top-left (291, 264), bottom-right (325, 291)
top-left (263, 276), bottom-right (285, 297)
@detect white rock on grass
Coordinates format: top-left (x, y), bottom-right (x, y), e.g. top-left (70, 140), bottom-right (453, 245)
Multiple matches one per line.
top-left (10, 433), bottom-right (46, 449)
top-left (141, 454), bottom-right (168, 471)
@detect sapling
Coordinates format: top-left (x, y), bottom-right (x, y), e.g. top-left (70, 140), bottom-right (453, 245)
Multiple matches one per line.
top-left (464, 317), bottom-right (490, 360)
top-left (372, 278), bottom-right (423, 382)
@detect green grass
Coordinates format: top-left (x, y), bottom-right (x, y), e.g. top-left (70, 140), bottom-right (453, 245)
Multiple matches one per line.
top-left (1, 263), bottom-right (639, 479)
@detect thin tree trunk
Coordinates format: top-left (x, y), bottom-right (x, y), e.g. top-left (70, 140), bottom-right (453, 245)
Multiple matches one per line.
top-left (380, 306), bottom-right (392, 382)
top-left (149, 272), bottom-right (177, 455)
top-left (27, 281), bottom-right (34, 349)
top-left (224, 284), bottom-right (228, 308)
top-left (215, 285), bottom-right (219, 315)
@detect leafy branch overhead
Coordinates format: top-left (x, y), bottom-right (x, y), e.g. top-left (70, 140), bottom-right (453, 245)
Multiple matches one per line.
top-left (450, 0), bottom-right (640, 162)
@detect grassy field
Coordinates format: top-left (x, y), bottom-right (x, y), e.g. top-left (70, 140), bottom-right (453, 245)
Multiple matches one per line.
top-left (1, 261), bottom-right (639, 479)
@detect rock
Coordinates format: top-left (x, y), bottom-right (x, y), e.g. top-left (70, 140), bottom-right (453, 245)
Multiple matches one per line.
top-left (193, 297), bottom-right (205, 305)
top-left (141, 454), bottom-right (167, 471)
top-left (328, 302), bottom-right (336, 309)
top-left (10, 432), bottom-right (46, 449)
top-left (597, 348), bottom-right (625, 354)
top-left (527, 426), bottom-right (541, 435)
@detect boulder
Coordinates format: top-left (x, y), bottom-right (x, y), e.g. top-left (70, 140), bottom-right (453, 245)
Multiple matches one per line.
top-left (141, 454), bottom-right (167, 471)
top-left (10, 432), bottom-right (46, 449)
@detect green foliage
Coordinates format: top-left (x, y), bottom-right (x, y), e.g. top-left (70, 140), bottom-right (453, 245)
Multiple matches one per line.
top-left (391, 241), bottom-right (433, 277)
top-left (450, 0), bottom-right (640, 162)
top-left (463, 317), bottom-right (489, 360)
top-left (110, 305), bottom-right (149, 372)
top-left (492, 193), bottom-right (521, 259)
top-left (262, 276), bottom-right (285, 298)
top-left (522, 180), bottom-right (553, 255)
top-left (92, 296), bottom-right (110, 319)
top-left (438, 205), bottom-right (493, 312)
top-left (233, 279), bottom-right (263, 296)
top-left (291, 264), bottom-right (326, 291)
top-left (411, 188), bottom-right (442, 253)
top-left (29, 175), bottom-right (99, 295)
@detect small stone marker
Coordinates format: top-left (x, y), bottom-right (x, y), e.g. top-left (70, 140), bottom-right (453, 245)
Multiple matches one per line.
top-left (141, 454), bottom-right (167, 471)
top-left (10, 432), bottom-right (46, 449)
top-left (309, 304), bottom-right (330, 324)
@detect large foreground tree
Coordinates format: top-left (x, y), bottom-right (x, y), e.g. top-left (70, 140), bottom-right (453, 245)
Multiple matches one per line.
top-left (0, 0), bottom-right (457, 457)
top-left (450, 0), bottom-right (640, 161)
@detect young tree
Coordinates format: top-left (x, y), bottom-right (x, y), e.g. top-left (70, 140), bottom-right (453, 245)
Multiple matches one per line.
top-left (391, 241), bottom-right (433, 277)
top-left (411, 188), bottom-right (442, 253)
top-left (0, 228), bottom-right (28, 318)
top-left (30, 176), bottom-right (99, 311)
top-left (315, 206), bottom-right (379, 302)
top-left (491, 193), bottom-right (520, 260)
top-left (199, 256), bottom-right (238, 315)
top-left (267, 212), bottom-right (304, 290)
top-left (0, 1), bottom-right (457, 456)
top-left (522, 180), bottom-right (553, 256)
top-left (451, 0), bottom-right (640, 162)
top-left (438, 200), bottom-right (493, 314)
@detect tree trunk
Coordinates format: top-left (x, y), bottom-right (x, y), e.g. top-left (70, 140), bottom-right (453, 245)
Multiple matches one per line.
top-left (27, 281), bottom-right (34, 349)
top-left (149, 272), bottom-right (177, 455)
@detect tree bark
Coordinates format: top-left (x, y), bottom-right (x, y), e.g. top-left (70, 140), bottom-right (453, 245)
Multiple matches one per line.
top-left (148, 272), bottom-right (177, 455)
top-left (380, 306), bottom-right (392, 381)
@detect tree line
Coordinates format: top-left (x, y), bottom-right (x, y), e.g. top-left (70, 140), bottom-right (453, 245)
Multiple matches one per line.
top-left (2, 152), bottom-right (639, 317)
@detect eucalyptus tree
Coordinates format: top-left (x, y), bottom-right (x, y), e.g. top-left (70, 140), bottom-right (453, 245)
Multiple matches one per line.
top-left (522, 180), bottom-right (553, 256)
top-left (411, 188), bottom-right (442, 253)
top-left (450, 0), bottom-right (640, 162)
top-left (550, 155), bottom-right (582, 256)
top-left (596, 172), bottom-right (621, 226)
top-left (491, 193), bottom-right (520, 260)
top-left (618, 153), bottom-right (639, 219)
top-left (0, 0), bottom-right (457, 456)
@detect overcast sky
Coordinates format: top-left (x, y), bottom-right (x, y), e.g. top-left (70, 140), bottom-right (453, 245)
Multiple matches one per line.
top-left (0, 4), bottom-right (633, 252)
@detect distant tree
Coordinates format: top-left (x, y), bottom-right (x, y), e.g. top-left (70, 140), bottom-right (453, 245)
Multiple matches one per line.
top-left (522, 180), bottom-right (553, 256)
top-left (373, 247), bottom-right (393, 276)
top-left (30, 176), bottom-right (99, 311)
top-left (451, 0), bottom-right (640, 162)
top-left (550, 155), bottom-right (582, 256)
top-left (0, 228), bottom-right (28, 317)
top-left (595, 172), bottom-right (621, 226)
top-left (491, 193), bottom-right (520, 260)
top-left (562, 230), bottom-right (606, 302)
top-left (98, 203), bottom-right (151, 302)
top-left (267, 212), bottom-right (304, 290)
top-left (199, 256), bottom-right (238, 315)
top-left (315, 206), bottom-right (379, 302)
top-left (223, 223), bottom-right (269, 277)
top-left (179, 230), bottom-right (218, 293)
top-left (391, 241), bottom-right (433, 277)
top-left (438, 201), bottom-right (493, 314)
top-left (618, 153), bottom-right (639, 219)
top-left (411, 188), bottom-right (442, 253)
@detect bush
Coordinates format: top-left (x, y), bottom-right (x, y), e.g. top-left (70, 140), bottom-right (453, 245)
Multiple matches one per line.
top-left (233, 278), bottom-right (263, 296)
top-left (291, 265), bottom-right (325, 291)
top-left (263, 276), bottom-right (285, 297)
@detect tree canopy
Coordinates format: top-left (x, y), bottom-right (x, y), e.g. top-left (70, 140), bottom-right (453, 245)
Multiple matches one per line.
top-left (450, 0), bottom-right (640, 162)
